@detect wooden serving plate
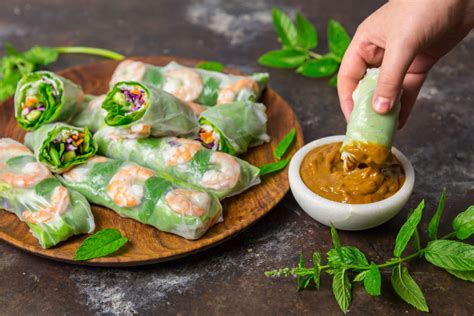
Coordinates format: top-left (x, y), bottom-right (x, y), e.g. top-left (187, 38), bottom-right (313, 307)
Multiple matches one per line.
top-left (0, 56), bottom-right (303, 266)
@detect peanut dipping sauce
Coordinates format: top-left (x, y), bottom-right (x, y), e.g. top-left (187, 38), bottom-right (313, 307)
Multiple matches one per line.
top-left (300, 142), bottom-right (405, 204)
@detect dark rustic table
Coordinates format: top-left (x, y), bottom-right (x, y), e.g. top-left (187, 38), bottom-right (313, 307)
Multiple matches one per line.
top-left (1, 0), bottom-right (473, 315)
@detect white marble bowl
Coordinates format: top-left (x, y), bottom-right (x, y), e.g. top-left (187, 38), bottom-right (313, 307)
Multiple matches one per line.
top-left (289, 135), bottom-right (414, 231)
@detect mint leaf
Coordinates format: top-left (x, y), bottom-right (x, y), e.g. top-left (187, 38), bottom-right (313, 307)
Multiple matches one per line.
top-left (391, 264), bottom-right (429, 312)
top-left (332, 268), bottom-right (352, 313)
top-left (327, 19), bottom-right (350, 60)
top-left (23, 46), bottom-right (58, 65)
top-left (313, 251), bottom-right (321, 289)
top-left (297, 253), bottom-right (306, 290)
top-left (393, 200), bottom-right (424, 257)
top-left (274, 128), bottom-right (296, 160)
top-left (425, 240), bottom-right (474, 271)
top-left (329, 74), bottom-right (338, 87)
top-left (364, 263), bottom-right (381, 296)
top-left (271, 8), bottom-right (299, 47)
top-left (259, 158), bottom-right (289, 176)
top-left (74, 228), bottom-right (128, 261)
top-left (452, 205), bottom-right (474, 240)
top-left (196, 61), bottom-right (224, 72)
top-left (353, 270), bottom-right (368, 282)
top-left (428, 188), bottom-right (446, 240)
top-left (258, 49), bottom-right (307, 69)
top-left (330, 224), bottom-right (341, 250)
top-left (297, 56), bottom-right (339, 78)
top-left (445, 269), bottom-right (474, 282)
top-left (295, 13), bottom-right (317, 49)
top-left (327, 246), bottom-right (369, 268)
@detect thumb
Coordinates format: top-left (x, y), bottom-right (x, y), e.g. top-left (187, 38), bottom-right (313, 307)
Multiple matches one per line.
top-left (373, 43), bottom-right (415, 114)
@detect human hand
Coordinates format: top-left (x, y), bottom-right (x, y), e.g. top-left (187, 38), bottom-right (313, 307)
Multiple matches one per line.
top-left (337, 0), bottom-right (474, 128)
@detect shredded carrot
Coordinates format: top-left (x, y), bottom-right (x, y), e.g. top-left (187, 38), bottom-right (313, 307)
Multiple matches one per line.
top-left (75, 138), bottom-right (84, 146)
top-left (131, 89), bottom-right (139, 95)
top-left (71, 134), bottom-right (78, 140)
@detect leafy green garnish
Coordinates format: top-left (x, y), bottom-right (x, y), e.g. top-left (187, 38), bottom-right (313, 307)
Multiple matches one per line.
top-left (259, 8), bottom-right (350, 86)
top-left (428, 188), bottom-right (446, 240)
top-left (273, 128), bottom-right (296, 160)
top-left (196, 61), bottom-right (225, 72)
top-left (259, 158), bottom-right (289, 176)
top-left (74, 228), bottom-right (128, 261)
top-left (0, 44), bottom-right (124, 102)
top-left (264, 191), bottom-right (474, 313)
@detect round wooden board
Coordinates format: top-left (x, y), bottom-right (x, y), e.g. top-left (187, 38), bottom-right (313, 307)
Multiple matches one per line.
top-left (0, 56), bottom-right (303, 266)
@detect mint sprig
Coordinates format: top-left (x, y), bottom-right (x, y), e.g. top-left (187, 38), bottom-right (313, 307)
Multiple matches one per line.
top-left (196, 61), bottom-right (225, 72)
top-left (265, 191), bottom-right (474, 313)
top-left (0, 44), bottom-right (124, 102)
top-left (259, 8), bottom-right (350, 86)
top-left (74, 228), bottom-right (128, 261)
top-left (259, 128), bottom-right (296, 176)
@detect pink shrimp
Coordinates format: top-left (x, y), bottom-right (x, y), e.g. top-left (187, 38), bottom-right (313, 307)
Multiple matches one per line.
top-left (165, 188), bottom-right (210, 217)
top-left (22, 186), bottom-right (70, 224)
top-left (217, 78), bottom-right (259, 105)
top-left (200, 152), bottom-right (241, 190)
top-left (163, 68), bottom-right (204, 102)
top-left (162, 138), bottom-right (201, 166)
top-left (0, 162), bottom-right (50, 189)
top-left (110, 60), bottom-right (147, 87)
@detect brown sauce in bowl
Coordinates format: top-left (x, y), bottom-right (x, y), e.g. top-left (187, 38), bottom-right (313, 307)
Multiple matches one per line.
top-left (300, 142), bottom-right (405, 204)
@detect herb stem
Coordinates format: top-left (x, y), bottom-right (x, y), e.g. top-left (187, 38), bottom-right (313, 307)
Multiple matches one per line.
top-left (54, 46), bottom-right (125, 60)
top-left (307, 51), bottom-right (323, 59)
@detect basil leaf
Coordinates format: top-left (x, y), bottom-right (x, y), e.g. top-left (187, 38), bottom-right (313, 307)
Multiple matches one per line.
top-left (327, 19), bottom-right (350, 60)
top-left (393, 200), bottom-right (424, 257)
top-left (332, 268), bottom-right (352, 313)
top-left (452, 205), bottom-right (474, 240)
top-left (192, 150), bottom-right (211, 174)
top-left (445, 269), bottom-right (474, 282)
top-left (327, 246), bottom-right (369, 268)
top-left (5, 155), bottom-right (36, 167)
top-left (259, 158), bottom-right (289, 176)
top-left (297, 253), bottom-right (305, 290)
top-left (258, 49), bottom-right (307, 69)
top-left (89, 160), bottom-right (123, 192)
top-left (35, 178), bottom-right (62, 198)
top-left (428, 188), bottom-right (446, 240)
top-left (140, 176), bottom-right (171, 222)
top-left (297, 55), bottom-right (339, 78)
top-left (391, 264), bottom-right (429, 312)
top-left (295, 13), bottom-right (317, 49)
top-left (144, 66), bottom-right (164, 86)
top-left (196, 77), bottom-right (220, 106)
top-left (274, 128), bottom-right (296, 160)
top-left (313, 251), bottom-right (321, 289)
top-left (196, 61), bottom-right (225, 72)
top-left (271, 8), bottom-right (299, 48)
top-left (425, 240), bottom-right (474, 271)
top-left (74, 228), bottom-right (128, 261)
top-left (364, 263), bottom-right (381, 296)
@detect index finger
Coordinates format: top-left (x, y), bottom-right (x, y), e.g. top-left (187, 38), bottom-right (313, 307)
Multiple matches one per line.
top-left (337, 40), bottom-right (368, 122)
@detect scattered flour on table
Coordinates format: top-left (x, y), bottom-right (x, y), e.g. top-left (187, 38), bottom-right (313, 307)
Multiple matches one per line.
top-left (186, 0), bottom-right (293, 45)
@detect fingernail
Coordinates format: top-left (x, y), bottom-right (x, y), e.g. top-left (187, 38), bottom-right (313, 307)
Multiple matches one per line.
top-left (373, 96), bottom-right (392, 113)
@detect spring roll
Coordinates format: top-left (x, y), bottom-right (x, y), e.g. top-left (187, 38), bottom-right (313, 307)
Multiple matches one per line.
top-left (197, 101), bottom-right (270, 155)
top-left (24, 123), bottom-right (97, 173)
top-left (94, 127), bottom-right (261, 199)
top-left (0, 138), bottom-right (95, 248)
top-left (70, 95), bottom-right (108, 132)
top-left (109, 60), bottom-right (269, 106)
top-left (102, 81), bottom-right (200, 138)
top-left (58, 156), bottom-right (222, 240)
top-left (15, 71), bottom-right (83, 131)
top-left (341, 68), bottom-right (401, 170)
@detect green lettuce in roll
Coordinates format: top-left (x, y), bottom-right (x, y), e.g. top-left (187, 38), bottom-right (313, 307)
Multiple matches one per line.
top-left (24, 123), bottom-right (97, 173)
top-left (70, 95), bottom-right (107, 132)
top-left (197, 101), bottom-right (270, 155)
top-left (94, 127), bottom-right (261, 199)
top-left (341, 68), bottom-right (401, 170)
top-left (15, 71), bottom-right (83, 131)
top-left (58, 156), bottom-right (222, 240)
top-left (102, 81), bottom-right (199, 137)
top-left (109, 60), bottom-right (269, 106)
top-left (0, 138), bottom-right (95, 248)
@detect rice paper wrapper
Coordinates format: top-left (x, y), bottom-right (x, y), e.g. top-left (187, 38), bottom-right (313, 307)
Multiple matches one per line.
top-left (58, 157), bottom-right (222, 240)
top-left (342, 68), bottom-right (401, 150)
top-left (0, 138), bottom-right (95, 248)
top-left (70, 95), bottom-right (108, 132)
top-left (24, 123), bottom-right (97, 173)
top-left (103, 81), bottom-right (200, 138)
top-left (94, 127), bottom-right (261, 200)
top-left (109, 60), bottom-right (269, 106)
top-left (15, 71), bottom-right (83, 131)
top-left (199, 101), bottom-right (270, 155)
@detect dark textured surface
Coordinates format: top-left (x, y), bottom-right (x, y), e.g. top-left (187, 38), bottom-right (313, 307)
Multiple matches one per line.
top-left (0, 0), bottom-right (473, 315)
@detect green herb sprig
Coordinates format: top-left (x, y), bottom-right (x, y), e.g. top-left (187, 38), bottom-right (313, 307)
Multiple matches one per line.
top-left (259, 8), bottom-right (350, 86)
top-left (259, 127), bottom-right (296, 176)
top-left (196, 61), bottom-right (225, 72)
top-left (74, 228), bottom-right (128, 261)
top-left (0, 44), bottom-right (124, 102)
top-left (265, 190), bottom-right (474, 313)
